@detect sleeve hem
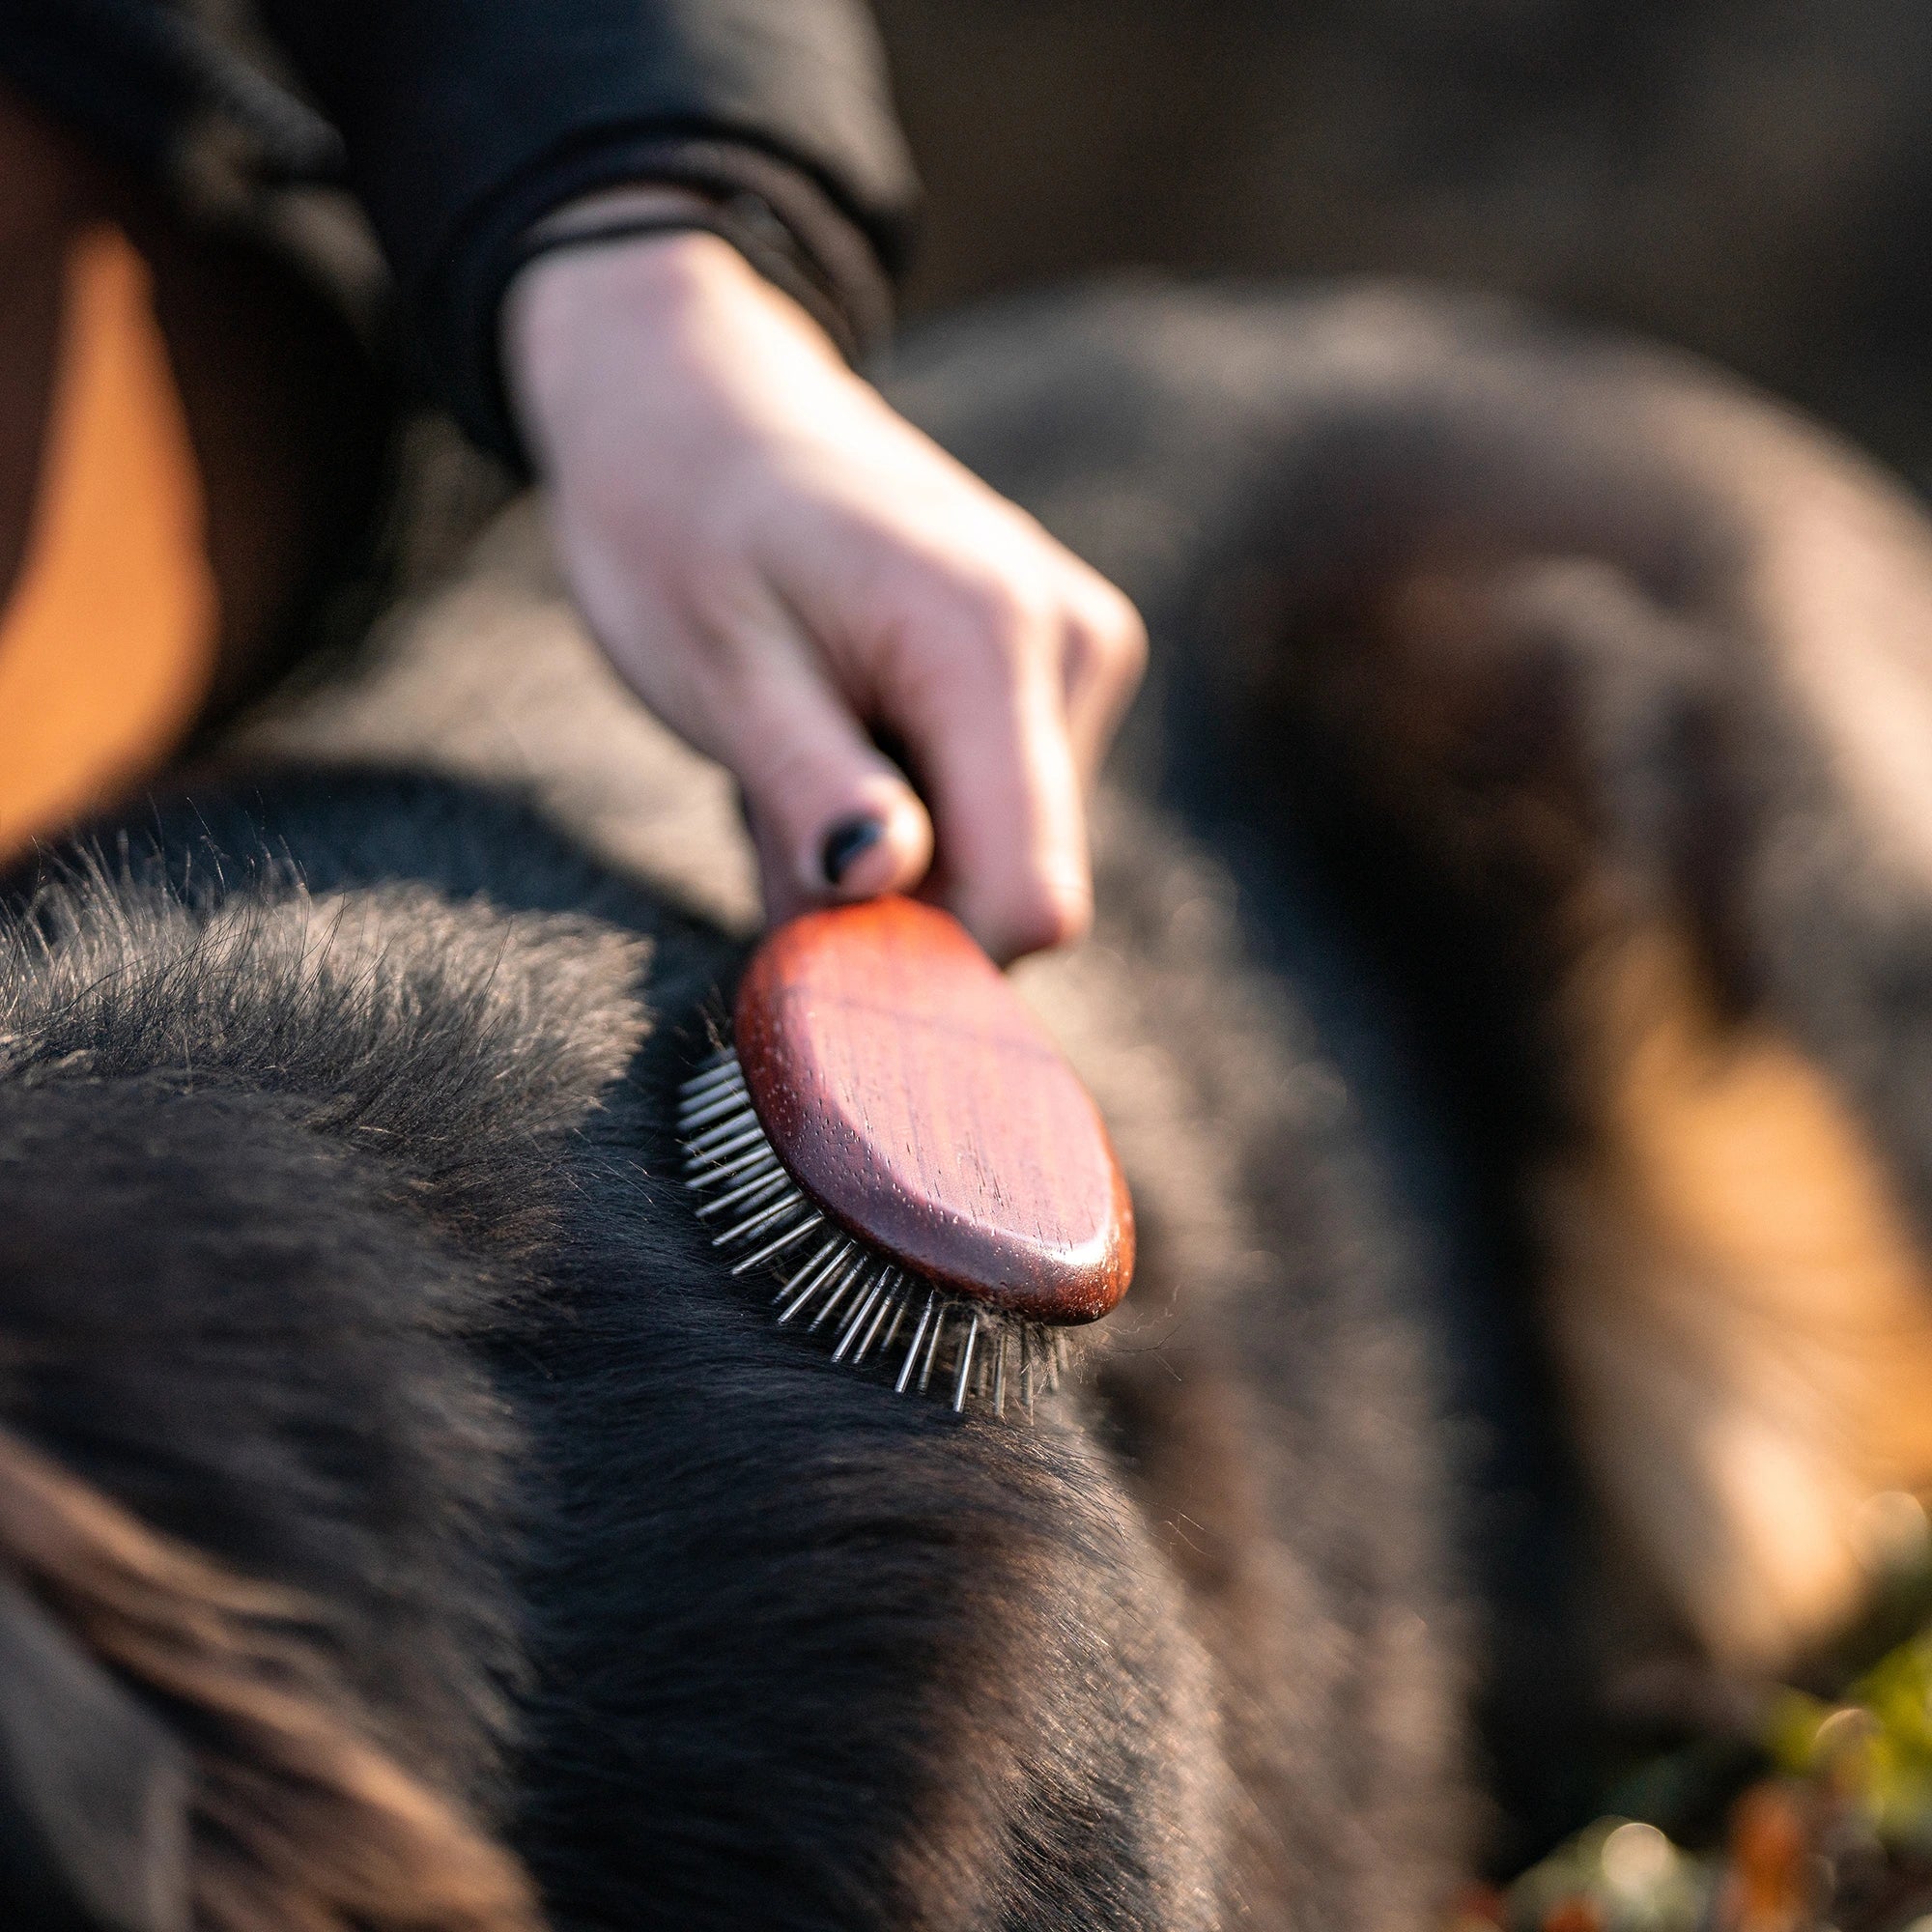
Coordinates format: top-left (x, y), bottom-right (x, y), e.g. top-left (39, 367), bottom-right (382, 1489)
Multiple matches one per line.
top-left (428, 130), bottom-right (906, 469)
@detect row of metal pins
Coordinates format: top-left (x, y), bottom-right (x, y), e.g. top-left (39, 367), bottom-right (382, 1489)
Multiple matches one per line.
top-left (678, 1066), bottom-right (738, 1115)
top-left (763, 1218), bottom-right (1068, 1413)
top-left (717, 1185), bottom-right (813, 1250)
top-left (808, 1251), bottom-right (869, 1332)
top-left (776, 1236), bottom-right (856, 1322)
top-left (680, 1050), bottom-right (1071, 1414)
top-left (697, 1169), bottom-right (787, 1225)
top-left (729, 1210), bottom-right (825, 1276)
top-left (678, 1057), bottom-right (747, 1132)
top-left (685, 1119), bottom-right (767, 1166)
top-left (682, 1070), bottom-right (751, 1119)
top-left (679, 1059), bottom-right (828, 1305)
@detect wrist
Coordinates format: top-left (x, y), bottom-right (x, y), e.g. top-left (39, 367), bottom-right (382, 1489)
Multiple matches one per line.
top-left (502, 223), bottom-right (847, 481)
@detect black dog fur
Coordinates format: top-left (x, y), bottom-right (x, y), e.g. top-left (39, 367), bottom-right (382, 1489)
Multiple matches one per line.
top-left (11, 281), bottom-right (1932, 1928)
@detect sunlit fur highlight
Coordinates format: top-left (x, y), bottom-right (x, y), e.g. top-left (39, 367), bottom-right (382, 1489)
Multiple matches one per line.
top-left (0, 1426), bottom-right (539, 1932)
top-left (1545, 918), bottom-right (1932, 1667)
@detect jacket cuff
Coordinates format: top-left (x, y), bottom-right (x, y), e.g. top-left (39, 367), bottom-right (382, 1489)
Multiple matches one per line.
top-left (431, 134), bottom-right (901, 471)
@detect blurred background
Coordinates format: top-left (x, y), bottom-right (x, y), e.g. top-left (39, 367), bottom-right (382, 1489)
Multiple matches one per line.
top-left (876, 0), bottom-right (1932, 486)
top-left (11, 0), bottom-right (1932, 840)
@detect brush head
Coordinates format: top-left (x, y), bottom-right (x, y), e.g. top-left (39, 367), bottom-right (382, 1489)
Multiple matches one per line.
top-left (731, 896), bottom-right (1134, 1324)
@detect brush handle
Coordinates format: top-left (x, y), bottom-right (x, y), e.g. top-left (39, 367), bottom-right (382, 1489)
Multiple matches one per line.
top-left (733, 897), bottom-right (1134, 1322)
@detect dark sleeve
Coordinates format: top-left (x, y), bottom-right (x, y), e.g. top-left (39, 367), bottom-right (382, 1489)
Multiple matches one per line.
top-left (254, 0), bottom-right (921, 458)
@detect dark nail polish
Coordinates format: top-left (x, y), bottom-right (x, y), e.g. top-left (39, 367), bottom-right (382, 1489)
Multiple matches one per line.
top-left (821, 813), bottom-right (886, 887)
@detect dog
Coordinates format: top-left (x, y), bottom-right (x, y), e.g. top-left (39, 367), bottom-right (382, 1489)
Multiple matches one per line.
top-left (7, 279), bottom-right (1932, 1927)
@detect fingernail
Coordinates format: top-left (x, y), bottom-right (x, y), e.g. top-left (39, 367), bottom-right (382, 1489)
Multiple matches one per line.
top-left (821, 813), bottom-right (886, 888)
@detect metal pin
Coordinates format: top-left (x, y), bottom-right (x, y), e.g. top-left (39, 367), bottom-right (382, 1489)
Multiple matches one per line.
top-left (690, 1147), bottom-right (778, 1191)
top-left (850, 1289), bottom-right (896, 1366)
top-left (879, 1293), bottom-right (910, 1355)
top-left (809, 1254), bottom-right (868, 1331)
top-left (993, 1327), bottom-right (1009, 1418)
top-left (680, 1099), bottom-right (747, 1138)
top-left (690, 1157), bottom-right (781, 1204)
top-left (694, 1162), bottom-right (786, 1217)
top-left (683, 1130), bottom-right (772, 1183)
top-left (1021, 1331), bottom-right (1036, 1415)
top-left (896, 1291), bottom-right (936, 1393)
top-left (773, 1233), bottom-right (840, 1302)
top-left (779, 1239), bottom-right (854, 1322)
top-left (678, 1063), bottom-right (740, 1106)
top-left (684, 1110), bottom-right (762, 1157)
top-left (852, 1275), bottom-right (900, 1363)
top-left (919, 1307), bottom-right (947, 1391)
top-left (678, 1072), bottom-right (747, 1119)
top-left (952, 1313), bottom-right (980, 1413)
top-left (679, 1090), bottom-right (749, 1134)
top-left (686, 1142), bottom-right (780, 1191)
top-left (833, 1274), bottom-right (889, 1360)
top-left (710, 1188), bottom-right (804, 1246)
top-left (712, 1188), bottom-right (806, 1246)
top-left (729, 1211), bottom-right (825, 1275)
top-left (682, 1122), bottom-right (748, 1165)
top-left (678, 1065), bottom-right (742, 1107)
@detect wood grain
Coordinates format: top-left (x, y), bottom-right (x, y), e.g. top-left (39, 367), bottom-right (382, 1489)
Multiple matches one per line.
top-left (734, 897), bottom-right (1134, 1322)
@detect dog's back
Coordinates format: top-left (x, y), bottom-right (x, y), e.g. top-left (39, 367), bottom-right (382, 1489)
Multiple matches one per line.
top-left (13, 280), bottom-right (1932, 1927)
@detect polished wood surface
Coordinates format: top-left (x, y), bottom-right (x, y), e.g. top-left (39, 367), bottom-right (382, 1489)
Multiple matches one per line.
top-left (734, 896), bottom-right (1134, 1322)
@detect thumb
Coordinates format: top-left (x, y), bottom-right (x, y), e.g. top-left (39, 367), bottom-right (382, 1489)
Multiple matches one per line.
top-left (706, 637), bottom-right (934, 924)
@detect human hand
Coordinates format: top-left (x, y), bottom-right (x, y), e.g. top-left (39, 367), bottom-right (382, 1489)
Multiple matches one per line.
top-left (501, 213), bottom-right (1146, 963)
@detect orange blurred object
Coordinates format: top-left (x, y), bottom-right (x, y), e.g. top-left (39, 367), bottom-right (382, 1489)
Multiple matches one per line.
top-left (1719, 1782), bottom-right (1814, 1932)
top-left (0, 224), bottom-right (217, 862)
top-left (1447, 1882), bottom-right (1510, 1932)
top-left (1540, 1893), bottom-right (1605, 1932)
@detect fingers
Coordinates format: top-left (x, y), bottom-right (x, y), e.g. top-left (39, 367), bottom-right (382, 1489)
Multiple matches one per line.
top-left (1058, 567), bottom-right (1150, 783)
top-left (695, 622), bottom-right (935, 926)
top-left (678, 505), bottom-right (1143, 961)
top-left (693, 554), bottom-right (1139, 963)
top-left (876, 560), bottom-right (1142, 964)
top-left (930, 667), bottom-right (1092, 965)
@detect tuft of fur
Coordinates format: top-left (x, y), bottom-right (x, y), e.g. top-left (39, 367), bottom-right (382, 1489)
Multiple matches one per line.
top-left (0, 860), bottom-right (650, 1250)
top-left (0, 1426), bottom-right (539, 1932)
top-left (0, 830), bottom-right (660, 1923)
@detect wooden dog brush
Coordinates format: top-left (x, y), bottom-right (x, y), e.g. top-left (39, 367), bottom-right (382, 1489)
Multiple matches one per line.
top-left (679, 896), bottom-right (1134, 1414)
